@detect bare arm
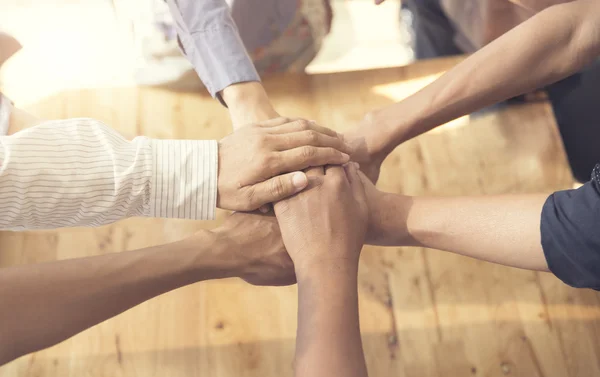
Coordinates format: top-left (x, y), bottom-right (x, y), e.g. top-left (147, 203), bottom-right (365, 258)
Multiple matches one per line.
top-left (363, 0), bottom-right (600, 155)
top-left (276, 164), bottom-right (369, 377)
top-left (375, 192), bottom-right (548, 270)
top-left (362, 172), bottom-right (549, 271)
top-left (295, 262), bottom-right (367, 377)
top-left (165, 0), bottom-right (278, 128)
top-left (0, 212), bottom-right (294, 365)
top-left (221, 81), bottom-right (279, 128)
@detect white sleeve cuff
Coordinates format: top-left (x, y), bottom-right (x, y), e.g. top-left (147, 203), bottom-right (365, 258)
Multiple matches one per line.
top-left (149, 139), bottom-right (218, 220)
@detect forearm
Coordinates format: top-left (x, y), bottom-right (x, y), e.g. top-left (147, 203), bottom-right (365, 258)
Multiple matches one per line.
top-left (221, 81), bottom-right (279, 128)
top-left (0, 230), bottom-right (234, 365)
top-left (165, 0), bottom-right (262, 116)
top-left (375, 193), bottom-right (548, 271)
top-left (371, 0), bottom-right (600, 153)
top-left (295, 262), bottom-right (368, 377)
top-left (0, 118), bottom-right (217, 230)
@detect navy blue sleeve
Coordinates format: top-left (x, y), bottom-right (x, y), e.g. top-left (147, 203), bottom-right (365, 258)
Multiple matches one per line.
top-left (541, 164), bottom-right (600, 289)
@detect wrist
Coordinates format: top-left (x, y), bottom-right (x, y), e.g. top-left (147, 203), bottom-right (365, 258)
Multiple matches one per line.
top-left (221, 82), bottom-right (279, 126)
top-left (294, 253), bottom-right (360, 281)
top-left (367, 192), bottom-right (416, 246)
top-left (179, 229), bottom-right (242, 280)
top-left (367, 99), bottom-right (427, 153)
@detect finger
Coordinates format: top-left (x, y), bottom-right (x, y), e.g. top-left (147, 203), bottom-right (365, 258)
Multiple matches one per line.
top-left (246, 171), bottom-right (308, 208)
top-left (256, 117), bottom-right (297, 128)
top-left (305, 167), bottom-right (325, 184)
top-left (374, 0), bottom-right (386, 4)
top-left (272, 130), bottom-right (354, 155)
top-left (268, 119), bottom-right (339, 138)
top-left (325, 164), bottom-right (349, 183)
top-left (347, 163), bottom-right (365, 194)
top-left (275, 147), bottom-right (350, 173)
top-left (356, 169), bottom-right (374, 187)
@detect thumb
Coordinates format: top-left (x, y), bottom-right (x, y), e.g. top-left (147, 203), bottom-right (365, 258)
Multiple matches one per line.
top-left (247, 172), bottom-right (308, 208)
top-left (346, 163), bottom-right (367, 200)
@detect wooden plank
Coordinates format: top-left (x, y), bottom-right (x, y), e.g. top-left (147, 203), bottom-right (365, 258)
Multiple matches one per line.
top-left (1, 57), bottom-right (599, 377)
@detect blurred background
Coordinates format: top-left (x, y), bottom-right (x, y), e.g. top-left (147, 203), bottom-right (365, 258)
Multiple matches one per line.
top-left (0, 0), bottom-right (414, 106)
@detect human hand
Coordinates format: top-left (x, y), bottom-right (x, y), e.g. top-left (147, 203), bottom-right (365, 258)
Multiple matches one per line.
top-left (274, 164), bottom-right (369, 272)
top-left (218, 117), bottom-right (354, 211)
top-left (344, 113), bottom-right (391, 184)
top-left (211, 211), bottom-right (295, 286)
top-left (357, 171), bottom-right (414, 247)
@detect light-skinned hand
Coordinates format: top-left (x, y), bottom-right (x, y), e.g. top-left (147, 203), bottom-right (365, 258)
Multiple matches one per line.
top-left (218, 117), bottom-right (354, 211)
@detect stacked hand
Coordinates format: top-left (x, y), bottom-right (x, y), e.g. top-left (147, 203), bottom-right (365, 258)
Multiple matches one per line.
top-left (218, 117), bottom-right (354, 210)
top-left (210, 211), bottom-right (296, 286)
top-left (342, 114), bottom-right (391, 184)
top-left (213, 110), bottom-right (404, 285)
top-left (274, 164), bottom-right (369, 273)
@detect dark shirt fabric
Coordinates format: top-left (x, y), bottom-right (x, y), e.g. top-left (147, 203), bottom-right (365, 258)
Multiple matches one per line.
top-left (541, 163), bottom-right (600, 289)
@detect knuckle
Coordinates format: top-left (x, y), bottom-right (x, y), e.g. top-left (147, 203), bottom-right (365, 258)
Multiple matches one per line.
top-left (295, 119), bottom-right (310, 131)
top-left (278, 116), bottom-right (292, 124)
top-left (257, 134), bottom-right (270, 148)
top-left (267, 153), bottom-right (280, 170)
top-left (269, 177), bottom-right (287, 197)
top-left (301, 146), bottom-right (316, 160)
top-left (243, 187), bottom-right (257, 208)
top-left (250, 135), bottom-right (268, 152)
top-left (305, 130), bottom-right (319, 143)
top-left (261, 153), bottom-right (276, 170)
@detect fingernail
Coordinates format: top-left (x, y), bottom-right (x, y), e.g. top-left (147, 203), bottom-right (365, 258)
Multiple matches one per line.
top-left (342, 153), bottom-right (350, 161)
top-left (292, 172), bottom-right (308, 189)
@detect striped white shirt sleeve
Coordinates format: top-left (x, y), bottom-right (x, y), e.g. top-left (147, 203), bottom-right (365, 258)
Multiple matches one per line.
top-left (0, 118), bottom-right (218, 231)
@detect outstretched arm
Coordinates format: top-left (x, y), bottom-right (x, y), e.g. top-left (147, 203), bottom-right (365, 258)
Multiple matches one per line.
top-left (352, 0), bottom-right (600, 170)
top-left (368, 190), bottom-right (549, 270)
top-left (0, 212), bottom-right (295, 365)
top-left (276, 164), bottom-right (370, 377)
top-left (165, 0), bottom-right (278, 127)
top-left (363, 166), bottom-right (600, 288)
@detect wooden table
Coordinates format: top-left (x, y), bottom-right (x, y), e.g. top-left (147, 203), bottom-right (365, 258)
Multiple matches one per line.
top-left (1, 57), bottom-right (599, 377)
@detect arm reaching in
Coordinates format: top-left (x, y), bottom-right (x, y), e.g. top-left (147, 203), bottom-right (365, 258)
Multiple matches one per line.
top-left (363, 181), bottom-right (548, 271)
top-left (348, 0), bottom-right (600, 182)
top-left (0, 115), bottom-right (351, 230)
top-left (0, 212), bottom-right (294, 365)
top-left (165, 0), bottom-right (278, 128)
top-left (361, 165), bottom-right (600, 288)
top-left (275, 164), bottom-right (369, 377)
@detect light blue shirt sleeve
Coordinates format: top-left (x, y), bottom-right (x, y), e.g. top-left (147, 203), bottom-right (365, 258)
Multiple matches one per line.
top-left (165, 0), bottom-right (261, 104)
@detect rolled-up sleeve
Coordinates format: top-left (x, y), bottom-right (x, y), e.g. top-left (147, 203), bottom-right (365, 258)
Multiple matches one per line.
top-left (165, 0), bottom-right (260, 102)
top-left (541, 164), bottom-right (600, 289)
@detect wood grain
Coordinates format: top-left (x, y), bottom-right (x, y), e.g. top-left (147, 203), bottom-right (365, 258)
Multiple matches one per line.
top-left (1, 57), bottom-right (598, 377)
